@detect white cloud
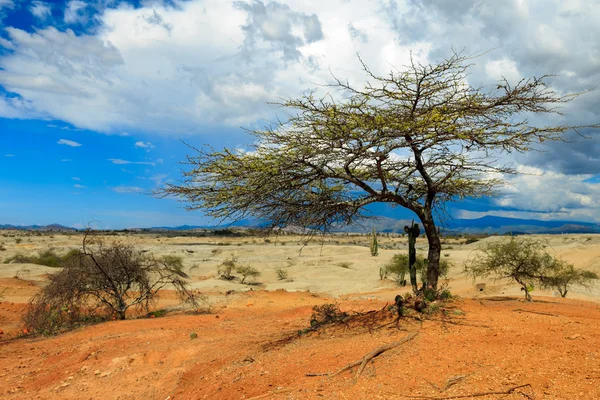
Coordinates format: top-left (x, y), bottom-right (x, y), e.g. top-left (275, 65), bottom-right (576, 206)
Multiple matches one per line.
top-left (4, 153), bottom-right (15, 157)
top-left (485, 58), bottom-right (521, 84)
top-left (61, 159), bottom-right (72, 162)
top-left (74, 183), bottom-right (86, 188)
top-left (0, 0), bottom-right (13, 10)
top-left (134, 141), bottom-right (154, 149)
top-left (64, 0), bottom-right (87, 24)
top-left (30, 1), bottom-right (51, 20)
top-left (71, 177), bottom-right (80, 181)
top-left (57, 139), bottom-right (82, 147)
top-left (112, 185), bottom-right (144, 194)
top-left (0, 0), bottom-right (429, 134)
top-left (457, 164), bottom-right (600, 222)
top-left (108, 158), bottom-right (155, 166)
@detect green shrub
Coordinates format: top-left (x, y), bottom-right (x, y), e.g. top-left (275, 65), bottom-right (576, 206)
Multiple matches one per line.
top-left (275, 268), bottom-right (289, 280)
top-left (3, 249), bottom-right (79, 267)
top-left (217, 255), bottom-right (237, 280)
top-left (423, 288), bottom-right (437, 302)
top-left (235, 265), bottom-right (260, 284)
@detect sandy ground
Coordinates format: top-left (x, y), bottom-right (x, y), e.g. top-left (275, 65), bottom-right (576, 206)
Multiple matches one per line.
top-left (1, 231), bottom-right (600, 300)
top-left (1, 231), bottom-right (600, 399)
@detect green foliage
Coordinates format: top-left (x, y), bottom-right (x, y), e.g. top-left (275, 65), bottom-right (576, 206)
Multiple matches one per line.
top-left (422, 288), bottom-right (437, 302)
top-left (382, 253), bottom-right (450, 288)
top-left (3, 249), bottom-right (78, 267)
top-left (190, 332), bottom-right (198, 339)
top-left (217, 254), bottom-right (238, 280)
top-left (275, 268), bottom-right (289, 280)
top-left (417, 258), bottom-right (451, 284)
top-left (465, 237), bottom-right (559, 301)
top-left (422, 303), bottom-right (442, 315)
top-left (382, 254), bottom-right (412, 285)
top-left (370, 228), bottom-right (379, 257)
top-left (235, 265), bottom-right (260, 284)
top-left (539, 260), bottom-right (598, 298)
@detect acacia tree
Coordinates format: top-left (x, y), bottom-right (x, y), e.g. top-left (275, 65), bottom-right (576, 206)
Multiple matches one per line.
top-left (465, 237), bottom-right (558, 301)
top-left (539, 261), bottom-right (598, 298)
top-left (160, 51), bottom-right (596, 291)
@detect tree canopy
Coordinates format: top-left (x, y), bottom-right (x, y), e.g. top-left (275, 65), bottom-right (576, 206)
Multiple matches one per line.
top-left (159, 51), bottom-right (597, 291)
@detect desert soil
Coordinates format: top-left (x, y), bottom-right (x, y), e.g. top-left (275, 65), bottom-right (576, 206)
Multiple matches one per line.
top-left (1, 231), bottom-right (600, 399)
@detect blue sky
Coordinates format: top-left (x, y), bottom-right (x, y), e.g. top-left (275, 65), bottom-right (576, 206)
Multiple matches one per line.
top-left (1, 0), bottom-right (599, 228)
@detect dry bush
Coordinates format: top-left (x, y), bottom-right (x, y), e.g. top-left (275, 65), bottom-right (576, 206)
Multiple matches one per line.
top-left (309, 304), bottom-right (349, 329)
top-left (24, 232), bottom-right (206, 336)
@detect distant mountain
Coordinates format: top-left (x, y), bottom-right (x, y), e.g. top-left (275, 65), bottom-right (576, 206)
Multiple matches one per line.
top-left (0, 223), bottom-right (77, 231)
top-left (2, 216), bottom-right (599, 235)
top-left (334, 215), bottom-right (600, 235)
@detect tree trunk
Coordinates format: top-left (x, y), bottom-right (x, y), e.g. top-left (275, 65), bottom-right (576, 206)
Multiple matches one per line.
top-left (419, 211), bottom-right (441, 291)
top-left (117, 298), bottom-right (127, 320)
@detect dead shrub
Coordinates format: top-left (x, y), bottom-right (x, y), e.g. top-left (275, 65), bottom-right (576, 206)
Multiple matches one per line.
top-left (24, 232), bottom-right (206, 336)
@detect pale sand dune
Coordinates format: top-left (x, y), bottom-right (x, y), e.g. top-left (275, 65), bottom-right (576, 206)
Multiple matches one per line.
top-left (1, 231), bottom-right (599, 301)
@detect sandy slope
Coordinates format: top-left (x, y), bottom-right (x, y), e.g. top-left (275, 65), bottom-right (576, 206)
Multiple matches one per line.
top-left (1, 232), bottom-right (600, 300)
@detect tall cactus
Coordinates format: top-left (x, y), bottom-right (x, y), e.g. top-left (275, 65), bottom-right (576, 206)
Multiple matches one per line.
top-left (404, 221), bottom-right (420, 292)
top-left (370, 227), bottom-right (379, 256)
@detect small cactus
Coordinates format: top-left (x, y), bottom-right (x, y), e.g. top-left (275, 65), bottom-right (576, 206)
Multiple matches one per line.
top-left (404, 221), bottom-right (420, 292)
top-left (190, 332), bottom-right (198, 339)
top-left (370, 228), bottom-right (379, 256)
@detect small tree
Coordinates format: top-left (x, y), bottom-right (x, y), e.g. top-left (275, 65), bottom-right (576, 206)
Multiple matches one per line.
top-left (217, 254), bottom-right (238, 280)
top-left (539, 260), bottom-right (598, 298)
top-left (370, 228), bottom-right (379, 256)
top-left (236, 265), bottom-right (261, 284)
top-left (465, 237), bottom-right (557, 301)
top-left (24, 233), bottom-right (202, 334)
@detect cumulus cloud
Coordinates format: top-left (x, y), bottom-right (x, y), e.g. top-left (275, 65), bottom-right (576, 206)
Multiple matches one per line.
top-left (64, 0), bottom-right (87, 24)
top-left (30, 1), bottom-right (51, 20)
top-left (73, 183), bottom-right (86, 188)
top-left (108, 158), bottom-right (155, 166)
top-left (57, 139), bottom-right (82, 147)
top-left (455, 165), bottom-right (600, 222)
top-left (134, 141), bottom-right (154, 149)
top-left (0, 0), bottom-right (427, 133)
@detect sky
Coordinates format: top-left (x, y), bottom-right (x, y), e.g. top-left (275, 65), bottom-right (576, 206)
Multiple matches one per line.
top-left (0, 0), bottom-right (599, 229)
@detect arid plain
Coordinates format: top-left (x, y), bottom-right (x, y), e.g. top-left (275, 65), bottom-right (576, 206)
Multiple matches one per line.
top-left (1, 231), bottom-right (600, 399)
